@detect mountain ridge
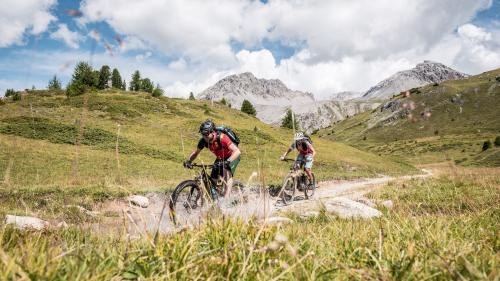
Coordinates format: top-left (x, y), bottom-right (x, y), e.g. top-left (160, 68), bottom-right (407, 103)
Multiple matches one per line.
top-left (362, 61), bottom-right (468, 99)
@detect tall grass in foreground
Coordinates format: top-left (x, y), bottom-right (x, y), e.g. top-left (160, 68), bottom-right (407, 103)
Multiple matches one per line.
top-left (1, 167), bottom-right (498, 280)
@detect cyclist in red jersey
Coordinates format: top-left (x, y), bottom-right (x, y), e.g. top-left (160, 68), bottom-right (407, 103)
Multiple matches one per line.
top-left (184, 120), bottom-right (241, 196)
top-left (280, 132), bottom-right (316, 184)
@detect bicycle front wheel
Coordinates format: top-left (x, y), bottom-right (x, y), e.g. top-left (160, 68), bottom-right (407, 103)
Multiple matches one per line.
top-left (280, 174), bottom-right (296, 205)
top-left (169, 180), bottom-right (204, 225)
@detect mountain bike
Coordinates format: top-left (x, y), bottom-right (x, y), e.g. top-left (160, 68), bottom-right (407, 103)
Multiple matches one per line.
top-left (279, 158), bottom-right (316, 205)
top-left (168, 163), bottom-right (244, 225)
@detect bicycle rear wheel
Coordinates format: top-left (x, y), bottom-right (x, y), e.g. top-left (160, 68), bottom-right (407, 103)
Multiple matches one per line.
top-left (169, 180), bottom-right (204, 225)
top-left (304, 173), bottom-right (316, 199)
top-left (280, 174), bottom-right (296, 205)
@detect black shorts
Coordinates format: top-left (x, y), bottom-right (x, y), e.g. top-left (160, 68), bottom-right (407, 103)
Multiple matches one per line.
top-left (211, 160), bottom-right (231, 180)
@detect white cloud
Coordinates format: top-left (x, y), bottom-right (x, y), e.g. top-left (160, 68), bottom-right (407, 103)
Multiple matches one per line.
top-left (4, 1), bottom-right (500, 99)
top-left (80, 0), bottom-right (492, 63)
top-left (73, 0), bottom-right (500, 99)
top-left (135, 51), bottom-right (152, 62)
top-left (79, 0), bottom-right (262, 66)
top-left (458, 23), bottom-right (493, 42)
top-left (50, 24), bottom-right (83, 49)
top-left (0, 0), bottom-right (56, 47)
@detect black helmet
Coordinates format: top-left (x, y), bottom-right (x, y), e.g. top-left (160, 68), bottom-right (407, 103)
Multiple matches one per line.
top-left (199, 119), bottom-right (215, 135)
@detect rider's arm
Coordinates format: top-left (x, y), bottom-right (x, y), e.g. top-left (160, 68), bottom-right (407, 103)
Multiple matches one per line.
top-left (187, 139), bottom-right (206, 162)
top-left (282, 146), bottom-right (293, 159)
top-left (227, 144), bottom-right (240, 162)
top-left (188, 148), bottom-right (202, 162)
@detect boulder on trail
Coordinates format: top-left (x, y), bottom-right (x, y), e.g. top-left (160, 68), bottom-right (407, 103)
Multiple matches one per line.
top-left (127, 195), bottom-right (149, 208)
top-left (5, 215), bottom-right (49, 230)
top-left (324, 197), bottom-right (382, 219)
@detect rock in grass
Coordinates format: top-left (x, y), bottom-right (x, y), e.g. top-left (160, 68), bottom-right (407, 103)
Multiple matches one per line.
top-left (355, 197), bottom-right (377, 208)
top-left (5, 215), bottom-right (49, 230)
top-left (380, 200), bottom-right (394, 209)
top-left (56, 221), bottom-right (69, 228)
top-left (264, 216), bottom-right (293, 225)
top-left (300, 211), bottom-right (320, 219)
top-left (128, 195), bottom-right (149, 208)
top-left (325, 197), bottom-right (382, 219)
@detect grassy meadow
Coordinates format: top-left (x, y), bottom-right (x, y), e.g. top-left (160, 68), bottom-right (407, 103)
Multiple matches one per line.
top-left (318, 68), bottom-right (500, 166)
top-left (1, 88), bottom-right (498, 280)
top-left (0, 165), bottom-right (498, 280)
top-left (0, 89), bottom-right (414, 219)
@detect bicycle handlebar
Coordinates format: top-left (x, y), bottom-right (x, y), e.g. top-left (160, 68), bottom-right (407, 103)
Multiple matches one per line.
top-left (190, 163), bottom-right (214, 168)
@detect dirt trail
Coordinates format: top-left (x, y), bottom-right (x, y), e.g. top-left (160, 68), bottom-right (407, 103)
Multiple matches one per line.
top-left (274, 169), bottom-right (432, 215)
top-left (93, 170), bottom-right (432, 237)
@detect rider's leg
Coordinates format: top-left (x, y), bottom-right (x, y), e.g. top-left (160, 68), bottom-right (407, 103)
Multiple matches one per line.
top-left (304, 155), bottom-right (314, 182)
top-left (224, 171), bottom-right (233, 197)
top-left (223, 157), bottom-right (240, 197)
top-left (304, 168), bottom-right (313, 181)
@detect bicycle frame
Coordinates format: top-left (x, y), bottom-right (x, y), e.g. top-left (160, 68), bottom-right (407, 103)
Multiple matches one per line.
top-left (285, 159), bottom-right (308, 178)
top-left (191, 164), bottom-right (226, 200)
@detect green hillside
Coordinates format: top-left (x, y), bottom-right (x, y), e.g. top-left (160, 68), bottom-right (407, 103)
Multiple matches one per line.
top-left (0, 89), bottom-right (415, 217)
top-left (318, 68), bottom-right (500, 165)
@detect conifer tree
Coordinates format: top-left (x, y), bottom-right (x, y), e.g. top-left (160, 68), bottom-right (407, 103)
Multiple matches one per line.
top-left (129, 70), bottom-right (142, 91)
top-left (111, 68), bottom-right (122, 88)
top-left (47, 75), bottom-right (62, 90)
top-left (281, 108), bottom-right (299, 129)
top-left (240, 99), bottom-right (256, 116)
top-left (97, 65), bottom-right (111, 89)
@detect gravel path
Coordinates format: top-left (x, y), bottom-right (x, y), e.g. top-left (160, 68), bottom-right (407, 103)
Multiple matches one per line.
top-left (92, 169), bottom-right (432, 237)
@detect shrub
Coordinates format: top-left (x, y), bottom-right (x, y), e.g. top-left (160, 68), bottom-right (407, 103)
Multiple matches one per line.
top-left (220, 98), bottom-right (227, 106)
top-left (5, 89), bottom-right (15, 97)
top-left (409, 87), bottom-right (421, 94)
top-left (203, 104), bottom-right (210, 115)
top-left (141, 78), bottom-right (154, 93)
top-left (482, 140), bottom-right (492, 151)
top-left (433, 82), bottom-right (439, 86)
top-left (495, 76), bottom-right (500, 83)
top-left (152, 84), bottom-right (163, 97)
top-left (240, 100), bottom-right (256, 116)
top-left (12, 92), bottom-right (21, 101)
top-left (188, 92), bottom-right (195, 100)
top-left (66, 81), bottom-right (86, 97)
top-left (494, 136), bottom-right (500, 147)
top-left (0, 98), bottom-right (5, 105)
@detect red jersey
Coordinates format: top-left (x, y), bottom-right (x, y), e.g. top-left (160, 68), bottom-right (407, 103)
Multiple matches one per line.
top-left (197, 133), bottom-right (234, 160)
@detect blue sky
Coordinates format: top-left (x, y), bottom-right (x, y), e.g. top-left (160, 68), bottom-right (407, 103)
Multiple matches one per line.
top-left (1, 0), bottom-right (499, 98)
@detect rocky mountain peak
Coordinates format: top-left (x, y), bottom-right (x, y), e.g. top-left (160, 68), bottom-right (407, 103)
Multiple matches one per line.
top-left (198, 72), bottom-right (314, 102)
top-left (362, 61), bottom-right (468, 99)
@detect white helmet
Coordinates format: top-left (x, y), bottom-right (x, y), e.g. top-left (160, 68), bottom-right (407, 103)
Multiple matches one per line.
top-left (294, 132), bottom-right (305, 141)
